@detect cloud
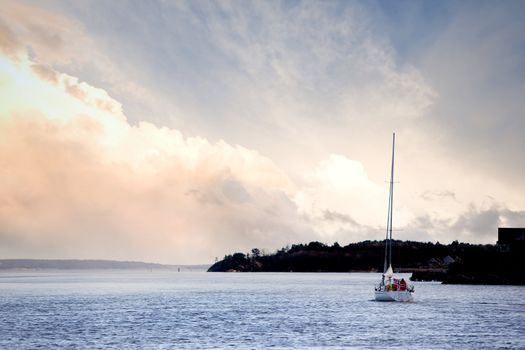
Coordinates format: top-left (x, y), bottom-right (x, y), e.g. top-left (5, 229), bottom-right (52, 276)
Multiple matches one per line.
top-left (323, 210), bottom-right (360, 227)
top-left (0, 0), bottom-right (86, 64)
top-left (420, 190), bottom-right (457, 202)
top-left (201, 1), bottom-right (436, 132)
top-left (293, 154), bottom-right (390, 242)
top-left (401, 200), bottom-right (525, 244)
top-left (0, 52), bottom-right (310, 264)
top-left (31, 64), bottom-right (59, 83)
top-left (40, 0), bottom-right (437, 175)
top-left (418, 1), bottom-right (525, 191)
top-left (451, 204), bottom-right (501, 242)
top-left (0, 0), bottom-right (164, 131)
top-left (2, 47), bottom-right (518, 263)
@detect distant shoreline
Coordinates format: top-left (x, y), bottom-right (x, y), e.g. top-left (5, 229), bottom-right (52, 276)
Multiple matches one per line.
top-left (0, 259), bottom-right (210, 271)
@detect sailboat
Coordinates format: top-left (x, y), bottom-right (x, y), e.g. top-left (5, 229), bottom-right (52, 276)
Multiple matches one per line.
top-left (374, 133), bottom-right (415, 302)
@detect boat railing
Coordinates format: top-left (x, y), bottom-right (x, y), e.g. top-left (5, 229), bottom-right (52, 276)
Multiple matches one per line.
top-left (376, 281), bottom-right (414, 293)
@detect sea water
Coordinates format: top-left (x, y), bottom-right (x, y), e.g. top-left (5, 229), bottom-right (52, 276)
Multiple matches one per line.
top-left (0, 271), bottom-right (523, 349)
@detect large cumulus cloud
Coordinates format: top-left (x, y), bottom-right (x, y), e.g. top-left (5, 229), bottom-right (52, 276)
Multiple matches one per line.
top-left (0, 53), bottom-right (311, 263)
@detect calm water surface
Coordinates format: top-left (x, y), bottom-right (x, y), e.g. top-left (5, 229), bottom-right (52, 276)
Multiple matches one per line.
top-left (0, 271), bottom-right (523, 349)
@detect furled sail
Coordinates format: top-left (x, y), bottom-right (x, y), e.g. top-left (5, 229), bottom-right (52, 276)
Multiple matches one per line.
top-left (383, 265), bottom-right (393, 278)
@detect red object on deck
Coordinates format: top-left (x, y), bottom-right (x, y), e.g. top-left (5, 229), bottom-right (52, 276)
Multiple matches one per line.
top-left (399, 279), bottom-right (407, 291)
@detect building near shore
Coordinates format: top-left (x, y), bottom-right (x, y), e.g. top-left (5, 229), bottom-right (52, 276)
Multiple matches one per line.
top-left (497, 228), bottom-right (525, 251)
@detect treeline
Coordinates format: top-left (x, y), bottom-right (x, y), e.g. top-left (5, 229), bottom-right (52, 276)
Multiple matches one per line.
top-left (208, 240), bottom-right (525, 285)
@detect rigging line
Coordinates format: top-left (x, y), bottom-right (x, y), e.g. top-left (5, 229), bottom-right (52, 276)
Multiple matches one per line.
top-left (388, 132), bottom-right (396, 267)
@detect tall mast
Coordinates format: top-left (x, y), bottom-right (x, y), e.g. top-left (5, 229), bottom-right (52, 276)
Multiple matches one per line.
top-left (383, 175), bottom-right (392, 273)
top-left (388, 133), bottom-right (396, 267)
top-left (383, 133), bottom-right (396, 273)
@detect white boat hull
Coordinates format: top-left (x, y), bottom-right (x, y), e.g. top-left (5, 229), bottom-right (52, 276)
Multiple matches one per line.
top-left (375, 290), bottom-right (414, 302)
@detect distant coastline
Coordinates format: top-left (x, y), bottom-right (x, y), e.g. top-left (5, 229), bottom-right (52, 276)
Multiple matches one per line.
top-left (0, 259), bottom-right (209, 271)
top-left (208, 240), bottom-right (525, 285)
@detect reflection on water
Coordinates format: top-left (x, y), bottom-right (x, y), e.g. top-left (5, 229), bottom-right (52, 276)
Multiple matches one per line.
top-left (0, 271), bottom-right (523, 349)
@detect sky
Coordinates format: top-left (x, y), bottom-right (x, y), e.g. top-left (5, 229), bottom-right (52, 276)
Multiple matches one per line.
top-left (0, 0), bottom-right (524, 264)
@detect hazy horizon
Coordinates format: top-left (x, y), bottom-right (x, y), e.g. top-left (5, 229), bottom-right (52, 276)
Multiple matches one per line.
top-left (1, 0), bottom-right (524, 264)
